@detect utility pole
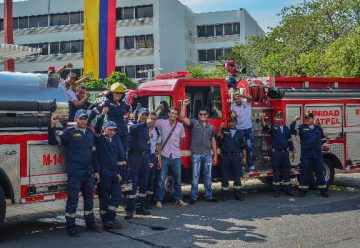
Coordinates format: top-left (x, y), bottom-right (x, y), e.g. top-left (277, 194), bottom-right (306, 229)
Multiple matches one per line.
top-left (4, 0), bottom-right (15, 72)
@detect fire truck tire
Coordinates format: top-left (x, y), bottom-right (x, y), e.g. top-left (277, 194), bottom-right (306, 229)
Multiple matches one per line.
top-left (0, 185), bottom-right (5, 224)
top-left (309, 157), bottom-right (335, 189)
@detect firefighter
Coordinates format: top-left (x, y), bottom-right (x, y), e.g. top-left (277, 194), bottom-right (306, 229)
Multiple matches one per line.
top-left (290, 112), bottom-right (329, 197)
top-left (87, 82), bottom-right (130, 179)
top-left (126, 108), bottom-right (151, 219)
top-left (48, 109), bottom-right (100, 237)
top-left (94, 106), bottom-right (123, 230)
top-left (216, 117), bottom-right (247, 201)
top-left (262, 111), bottom-right (297, 197)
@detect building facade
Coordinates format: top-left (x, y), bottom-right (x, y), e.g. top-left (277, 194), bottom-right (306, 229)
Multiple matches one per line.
top-left (0, 0), bottom-right (264, 79)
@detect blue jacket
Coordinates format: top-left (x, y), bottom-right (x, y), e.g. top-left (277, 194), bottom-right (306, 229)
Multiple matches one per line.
top-left (94, 115), bottom-right (123, 177)
top-left (128, 120), bottom-right (150, 153)
top-left (219, 128), bottom-right (245, 153)
top-left (264, 124), bottom-right (294, 151)
top-left (88, 98), bottom-right (130, 136)
top-left (48, 126), bottom-right (99, 176)
top-left (290, 122), bottom-right (325, 158)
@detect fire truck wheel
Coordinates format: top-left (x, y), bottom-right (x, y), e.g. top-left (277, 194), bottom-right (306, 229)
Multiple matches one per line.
top-left (164, 174), bottom-right (175, 202)
top-left (0, 185), bottom-right (5, 224)
top-left (309, 157), bottom-right (335, 189)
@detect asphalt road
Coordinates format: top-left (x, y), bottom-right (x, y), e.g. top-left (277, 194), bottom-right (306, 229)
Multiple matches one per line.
top-left (1, 182), bottom-right (360, 248)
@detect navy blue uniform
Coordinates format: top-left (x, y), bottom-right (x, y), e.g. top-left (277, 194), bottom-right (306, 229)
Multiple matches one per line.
top-left (264, 124), bottom-right (294, 193)
top-left (88, 97), bottom-right (130, 162)
top-left (68, 100), bottom-right (91, 122)
top-left (290, 122), bottom-right (328, 193)
top-left (218, 128), bottom-right (245, 199)
top-left (48, 126), bottom-right (99, 230)
top-left (94, 115), bottom-right (123, 224)
top-left (127, 120), bottom-right (150, 213)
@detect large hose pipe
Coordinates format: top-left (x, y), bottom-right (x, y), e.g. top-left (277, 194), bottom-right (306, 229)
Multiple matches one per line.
top-left (0, 100), bottom-right (57, 112)
top-left (0, 116), bottom-right (50, 128)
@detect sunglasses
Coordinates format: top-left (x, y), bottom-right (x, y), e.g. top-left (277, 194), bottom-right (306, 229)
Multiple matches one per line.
top-left (198, 113), bottom-right (208, 116)
top-left (78, 116), bottom-right (88, 120)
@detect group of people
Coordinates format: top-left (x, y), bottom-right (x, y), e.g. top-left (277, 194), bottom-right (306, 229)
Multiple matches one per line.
top-left (47, 65), bottom-right (330, 238)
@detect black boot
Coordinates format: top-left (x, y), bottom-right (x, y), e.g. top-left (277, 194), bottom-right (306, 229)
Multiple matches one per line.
top-left (136, 207), bottom-right (151, 216)
top-left (221, 190), bottom-right (228, 202)
top-left (320, 190), bottom-right (329, 197)
top-left (125, 212), bottom-right (133, 220)
top-left (67, 228), bottom-right (80, 237)
top-left (234, 188), bottom-right (244, 201)
top-left (145, 194), bottom-right (153, 210)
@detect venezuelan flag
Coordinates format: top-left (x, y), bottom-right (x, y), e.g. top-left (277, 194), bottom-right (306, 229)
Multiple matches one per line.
top-left (84, 0), bottom-right (116, 79)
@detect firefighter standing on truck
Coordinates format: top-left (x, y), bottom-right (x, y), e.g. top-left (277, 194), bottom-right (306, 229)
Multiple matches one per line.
top-left (125, 108), bottom-right (152, 220)
top-left (48, 109), bottom-right (101, 237)
top-left (262, 111), bottom-right (297, 197)
top-left (94, 106), bottom-right (123, 230)
top-left (216, 117), bottom-right (247, 201)
top-left (290, 112), bottom-right (329, 197)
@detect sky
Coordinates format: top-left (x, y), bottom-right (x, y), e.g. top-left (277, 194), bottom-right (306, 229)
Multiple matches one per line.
top-left (178, 0), bottom-right (304, 32)
top-left (0, 0), bottom-right (304, 32)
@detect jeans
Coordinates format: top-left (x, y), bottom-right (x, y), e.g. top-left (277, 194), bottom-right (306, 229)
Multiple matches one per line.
top-left (190, 154), bottom-right (213, 200)
top-left (240, 128), bottom-right (254, 169)
top-left (155, 156), bottom-right (183, 202)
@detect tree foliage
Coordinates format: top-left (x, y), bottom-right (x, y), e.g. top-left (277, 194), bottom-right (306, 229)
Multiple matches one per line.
top-left (82, 71), bottom-right (137, 89)
top-left (221, 0), bottom-right (360, 77)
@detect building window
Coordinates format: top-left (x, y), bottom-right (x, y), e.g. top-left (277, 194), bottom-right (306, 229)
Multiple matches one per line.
top-left (50, 14), bottom-right (60, 26)
top-left (0, 19), bottom-right (3, 31)
top-left (233, 22), bottom-right (240, 34)
top-left (29, 16), bottom-right (38, 28)
top-left (198, 50), bottom-right (207, 62)
top-left (59, 13), bottom-right (70, 25)
top-left (70, 12), bottom-right (81, 24)
top-left (38, 15), bottom-right (48, 27)
top-left (136, 64), bottom-right (153, 78)
top-left (135, 5), bottom-right (153, 18)
top-left (71, 40), bottom-right (82, 53)
top-left (224, 23), bottom-right (233, 35)
top-left (135, 35), bottom-right (154, 49)
top-left (124, 36), bottom-right (135, 49)
top-left (123, 7), bottom-right (134, 20)
top-left (116, 8), bottom-right (123, 20)
top-left (197, 26), bottom-right (205, 38)
top-left (205, 25), bottom-right (214, 37)
top-left (13, 17), bottom-right (19, 29)
top-left (50, 42), bottom-right (60, 54)
top-left (215, 24), bottom-right (223, 36)
top-left (60, 41), bottom-right (71, 54)
top-left (39, 43), bottom-right (49, 55)
top-left (125, 66), bottom-right (136, 78)
top-left (215, 49), bottom-right (223, 60)
top-left (207, 49), bottom-right (215, 61)
top-left (18, 16), bottom-right (28, 29)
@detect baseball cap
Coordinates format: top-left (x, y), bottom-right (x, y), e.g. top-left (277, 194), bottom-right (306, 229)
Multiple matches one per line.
top-left (48, 66), bottom-right (55, 72)
top-left (275, 111), bottom-right (283, 118)
top-left (138, 108), bottom-right (150, 115)
top-left (105, 121), bottom-right (117, 129)
top-left (74, 109), bottom-right (88, 119)
top-left (305, 112), bottom-right (314, 119)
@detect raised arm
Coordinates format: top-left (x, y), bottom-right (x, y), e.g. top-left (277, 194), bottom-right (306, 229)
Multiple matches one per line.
top-left (48, 115), bottom-right (71, 145)
top-left (55, 63), bottom-right (73, 75)
top-left (180, 99), bottom-right (191, 126)
top-left (95, 107), bottom-right (109, 135)
top-left (73, 75), bottom-right (90, 91)
top-left (236, 93), bottom-right (252, 103)
top-left (289, 116), bottom-right (301, 135)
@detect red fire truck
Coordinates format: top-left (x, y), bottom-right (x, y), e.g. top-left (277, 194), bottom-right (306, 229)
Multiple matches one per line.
top-left (1, 71), bottom-right (360, 224)
top-left (129, 72), bottom-right (360, 196)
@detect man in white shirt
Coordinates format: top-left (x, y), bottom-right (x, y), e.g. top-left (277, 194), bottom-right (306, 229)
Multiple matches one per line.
top-left (231, 93), bottom-right (255, 171)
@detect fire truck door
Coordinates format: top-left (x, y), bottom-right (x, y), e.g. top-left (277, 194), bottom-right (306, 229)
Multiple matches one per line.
top-left (285, 105), bottom-right (302, 165)
top-left (346, 105), bottom-right (360, 165)
top-left (27, 141), bottom-right (67, 195)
